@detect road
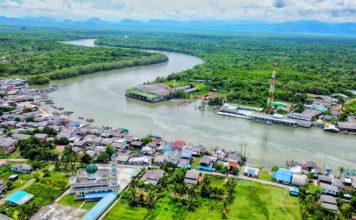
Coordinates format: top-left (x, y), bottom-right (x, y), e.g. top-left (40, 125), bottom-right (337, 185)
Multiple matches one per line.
top-left (194, 169), bottom-right (291, 189)
top-left (0, 158), bottom-right (28, 162)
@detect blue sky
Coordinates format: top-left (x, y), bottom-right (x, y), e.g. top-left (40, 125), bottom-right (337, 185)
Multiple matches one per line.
top-left (0, 0), bottom-right (355, 22)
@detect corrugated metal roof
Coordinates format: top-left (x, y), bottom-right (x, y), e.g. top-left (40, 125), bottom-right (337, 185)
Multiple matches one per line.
top-left (81, 192), bottom-right (118, 220)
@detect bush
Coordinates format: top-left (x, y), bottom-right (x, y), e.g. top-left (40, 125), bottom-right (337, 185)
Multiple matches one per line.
top-left (55, 137), bottom-right (70, 145)
top-left (28, 75), bottom-right (50, 85)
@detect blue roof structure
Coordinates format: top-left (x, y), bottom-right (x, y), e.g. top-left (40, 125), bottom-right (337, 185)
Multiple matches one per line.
top-left (247, 168), bottom-right (257, 175)
top-left (181, 150), bottom-right (193, 159)
top-left (5, 190), bottom-right (34, 205)
top-left (273, 168), bottom-right (292, 184)
top-left (289, 187), bottom-right (299, 196)
top-left (68, 121), bottom-right (81, 127)
top-left (81, 192), bottom-right (118, 220)
top-left (163, 144), bottom-right (172, 156)
top-left (290, 113), bottom-right (312, 121)
top-left (198, 165), bottom-right (215, 172)
top-left (178, 164), bottom-right (191, 169)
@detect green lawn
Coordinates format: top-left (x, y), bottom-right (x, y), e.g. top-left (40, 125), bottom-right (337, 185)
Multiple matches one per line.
top-left (184, 198), bottom-right (223, 220)
top-left (145, 192), bottom-right (187, 220)
top-left (227, 181), bottom-right (301, 220)
top-left (191, 158), bottom-right (200, 169)
top-left (104, 201), bottom-right (149, 220)
top-left (2, 171), bottom-right (69, 219)
top-left (103, 175), bottom-right (301, 220)
top-left (258, 169), bottom-right (273, 182)
top-left (0, 163), bottom-right (44, 195)
top-left (57, 194), bottom-right (96, 210)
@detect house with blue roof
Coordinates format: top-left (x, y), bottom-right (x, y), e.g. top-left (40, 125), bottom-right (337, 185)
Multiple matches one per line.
top-left (243, 166), bottom-right (260, 178)
top-left (272, 168), bottom-right (292, 185)
top-left (181, 150), bottom-right (193, 159)
top-left (5, 190), bottom-right (34, 206)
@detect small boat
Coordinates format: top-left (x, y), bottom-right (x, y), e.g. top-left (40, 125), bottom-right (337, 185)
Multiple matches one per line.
top-left (324, 124), bottom-right (340, 133)
top-left (148, 134), bottom-right (162, 139)
top-left (86, 118), bottom-right (94, 123)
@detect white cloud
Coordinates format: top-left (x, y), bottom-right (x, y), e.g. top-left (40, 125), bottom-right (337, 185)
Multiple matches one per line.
top-left (0, 0), bottom-right (355, 22)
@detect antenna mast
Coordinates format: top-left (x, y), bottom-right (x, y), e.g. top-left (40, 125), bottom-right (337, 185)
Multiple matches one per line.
top-left (266, 63), bottom-right (277, 113)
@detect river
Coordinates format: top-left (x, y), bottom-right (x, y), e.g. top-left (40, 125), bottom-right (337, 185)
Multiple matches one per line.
top-left (49, 39), bottom-right (355, 170)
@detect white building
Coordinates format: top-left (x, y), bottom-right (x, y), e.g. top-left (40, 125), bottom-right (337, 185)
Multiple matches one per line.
top-left (69, 154), bottom-right (119, 200)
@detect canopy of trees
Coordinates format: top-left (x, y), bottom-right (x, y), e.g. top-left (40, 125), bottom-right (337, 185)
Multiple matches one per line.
top-left (97, 32), bottom-right (356, 107)
top-left (0, 35), bottom-right (167, 84)
top-left (16, 137), bottom-right (57, 161)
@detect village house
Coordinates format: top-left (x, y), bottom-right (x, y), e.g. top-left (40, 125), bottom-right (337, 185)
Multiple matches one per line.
top-left (178, 159), bottom-right (191, 168)
top-left (181, 150), bottom-right (193, 160)
top-left (336, 122), bottom-right (356, 133)
top-left (153, 155), bottom-right (167, 165)
top-left (0, 137), bottom-right (15, 149)
top-left (320, 195), bottom-right (338, 212)
top-left (302, 161), bottom-right (318, 172)
top-left (117, 154), bottom-right (130, 164)
top-left (12, 133), bottom-right (31, 141)
top-left (318, 175), bottom-right (332, 185)
top-left (184, 170), bottom-right (200, 185)
top-left (292, 174), bottom-right (308, 186)
top-left (128, 156), bottom-right (150, 166)
top-left (141, 169), bottom-right (165, 185)
top-left (141, 146), bottom-right (154, 155)
top-left (168, 150), bottom-right (182, 165)
top-left (34, 133), bottom-right (48, 142)
top-left (10, 164), bottom-right (33, 174)
top-left (0, 179), bottom-right (7, 194)
top-left (244, 167), bottom-right (260, 178)
top-left (273, 168), bottom-right (292, 185)
top-left (130, 141), bottom-right (144, 148)
top-left (320, 183), bottom-right (339, 197)
top-left (199, 156), bottom-right (214, 168)
top-left (8, 174), bottom-right (18, 182)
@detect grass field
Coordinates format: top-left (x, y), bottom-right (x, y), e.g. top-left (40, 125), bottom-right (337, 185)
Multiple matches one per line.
top-left (104, 200), bottom-right (149, 220)
top-left (103, 178), bottom-right (301, 220)
top-left (191, 158), bottom-right (200, 169)
top-left (258, 169), bottom-right (273, 182)
top-left (227, 181), bottom-right (301, 220)
top-left (184, 198), bottom-right (223, 220)
top-left (57, 194), bottom-right (97, 210)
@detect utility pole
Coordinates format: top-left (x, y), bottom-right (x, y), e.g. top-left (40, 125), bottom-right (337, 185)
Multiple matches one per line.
top-left (266, 63), bottom-right (277, 113)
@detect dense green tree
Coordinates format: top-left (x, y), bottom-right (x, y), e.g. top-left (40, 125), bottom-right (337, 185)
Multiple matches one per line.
top-left (54, 137), bottom-right (70, 145)
top-left (105, 145), bottom-right (115, 157)
top-left (96, 152), bottom-right (110, 164)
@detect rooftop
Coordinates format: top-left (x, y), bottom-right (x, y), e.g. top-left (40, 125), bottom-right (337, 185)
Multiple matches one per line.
top-left (72, 169), bottom-right (109, 185)
top-left (5, 190), bottom-right (34, 205)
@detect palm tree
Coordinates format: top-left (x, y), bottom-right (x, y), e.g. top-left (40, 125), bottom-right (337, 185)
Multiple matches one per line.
top-left (338, 167), bottom-right (344, 179)
top-left (187, 185), bottom-right (197, 199)
top-left (127, 187), bottom-right (137, 205)
top-left (221, 200), bottom-right (229, 219)
top-left (146, 189), bottom-right (157, 207)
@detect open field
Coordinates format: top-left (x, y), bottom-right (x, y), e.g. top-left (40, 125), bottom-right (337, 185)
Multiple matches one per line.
top-left (258, 169), bottom-right (273, 182)
top-left (103, 177), bottom-right (301, 220)
top-left (57, 194), bottom-right (96, 210)
top-left (227, 181), bottom-right (301, 220)
top-left (0, 171), bottom-right (68, 219)
top-left (103, 200), bottom-right (149, 220)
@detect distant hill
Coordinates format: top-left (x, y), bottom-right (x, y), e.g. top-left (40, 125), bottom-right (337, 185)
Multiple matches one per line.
top-left (0, 16), bottom-right (355, 35)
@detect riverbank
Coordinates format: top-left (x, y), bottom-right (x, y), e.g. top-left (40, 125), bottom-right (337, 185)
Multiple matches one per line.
top-left (45, 39), bottom-right (356, 170)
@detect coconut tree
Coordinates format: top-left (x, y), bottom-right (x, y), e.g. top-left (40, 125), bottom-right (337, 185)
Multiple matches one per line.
top-left (338, 167), bottom-right (344, 179)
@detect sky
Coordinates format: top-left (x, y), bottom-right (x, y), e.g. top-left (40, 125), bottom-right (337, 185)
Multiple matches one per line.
top-left (0, 0), bottom-right (355, 22)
